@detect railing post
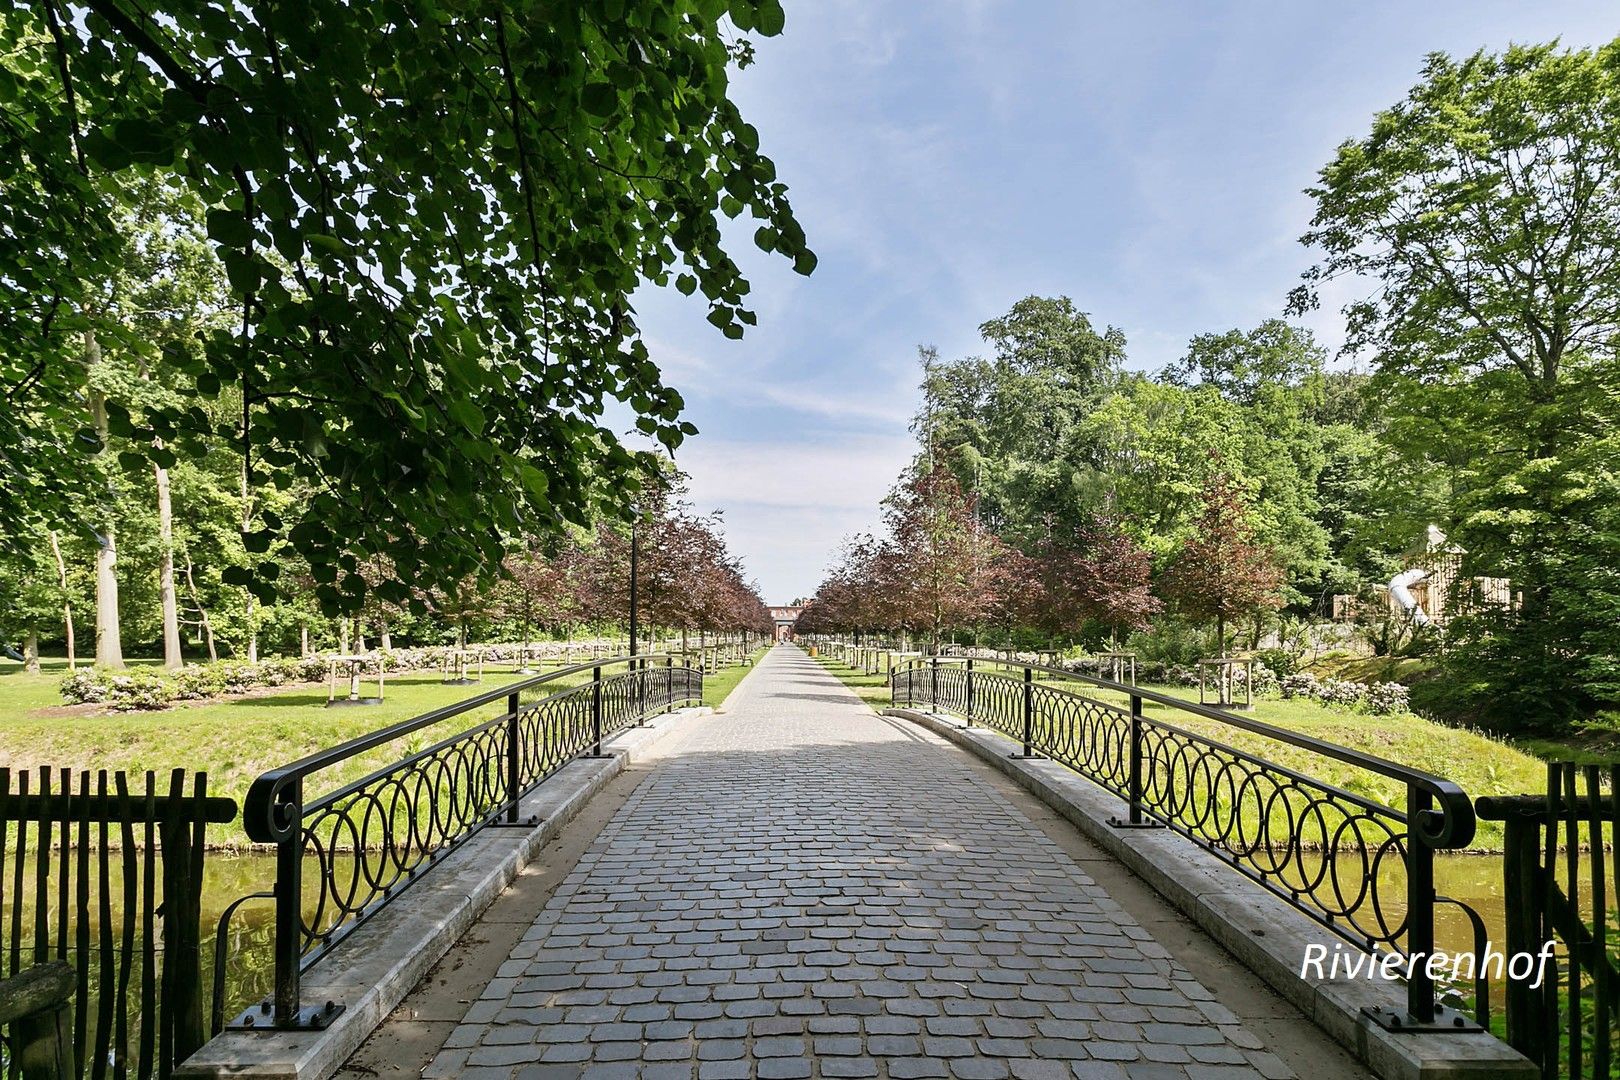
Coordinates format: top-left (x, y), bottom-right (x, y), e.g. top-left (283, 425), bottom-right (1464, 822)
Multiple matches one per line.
top-left (1127, 694), bottom-right (1144, 825)
top-left (592, 665), bottom-right (603, 756)
top-left (272, 779), bottom-right (303, 1027)
top-left (1501, 813), bottom-right (1544, 1062)
top-left (930, 656), bottom-right (938, 708)
top-left (1406, 785), bottom-right (1437, 1024)
top-left (504, 690), bottom-right (520, 824)
top-left (665, 656), bottom-right (673, 712)
top-left (965, 658), bottom-right (974, 727)
top-left (1021, 667), bottom-right (1034, 757)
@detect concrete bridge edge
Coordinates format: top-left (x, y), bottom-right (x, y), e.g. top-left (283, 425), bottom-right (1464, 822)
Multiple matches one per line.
top-left (881, 706), bottom-right (1536, 1080)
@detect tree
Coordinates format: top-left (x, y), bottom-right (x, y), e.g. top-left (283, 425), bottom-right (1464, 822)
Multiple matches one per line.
top-left (918, 296), bottom-right (1126, 538)
top-left (3, 0), bottom-right (813, 615)
top-left (0, 539), bottom-right (63, 673)
top-left (1293, 38), bottom-right (1620, 722)
top-left (1160, 472), bottom-right (1284, 655)
top-left (883, 463), bottom-right (1009, 649)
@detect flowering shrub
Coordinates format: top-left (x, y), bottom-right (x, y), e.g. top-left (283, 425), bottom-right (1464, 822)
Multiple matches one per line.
top-left (61, 669), bottom-right (178, 711)
top-left (1363, 681), bottom-right (1411, 715)
top-left (56, 638), bottom-right (638, 711)
top-left (1279, 671), bottom-right (1409, 716)
top-left (1280, 673), bottom-right (1320, 699)
top-left (60, 669), bottom-right (114, 704)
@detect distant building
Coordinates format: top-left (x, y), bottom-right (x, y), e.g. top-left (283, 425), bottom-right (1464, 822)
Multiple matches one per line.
top-left (768, 606), bottom-right (804, 642)
top-left (1385, 525), bottom-right (1513, 627)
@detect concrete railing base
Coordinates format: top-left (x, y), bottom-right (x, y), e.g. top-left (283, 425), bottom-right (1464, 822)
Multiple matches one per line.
top-left (882, 707), bottom-right (1535, 1080)
top-left (177, 707), bottom-right (707, 1080)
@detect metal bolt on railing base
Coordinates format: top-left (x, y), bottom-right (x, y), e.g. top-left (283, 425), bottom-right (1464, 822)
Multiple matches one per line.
top-left (1106, 815), bottom-right (1164, 830)
top-left (491, 813), bottom-right (541, 828)
top-left (228, 999), bottom-right (345, 1032)
top-left (1361, 1003), bottom-right (1480, 1034)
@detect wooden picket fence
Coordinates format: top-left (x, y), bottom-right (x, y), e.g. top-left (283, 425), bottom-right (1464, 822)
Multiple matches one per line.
top-left (1478, 763), bottom-right (1620, 1079)
top-left (0, 768), bottom-right (235, 1079)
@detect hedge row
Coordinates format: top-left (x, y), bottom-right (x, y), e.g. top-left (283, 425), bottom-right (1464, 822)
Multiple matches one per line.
top-left (1279, 672), bottom-right (1411, 715)
top-left (57, 640), bottom-right (631, 712)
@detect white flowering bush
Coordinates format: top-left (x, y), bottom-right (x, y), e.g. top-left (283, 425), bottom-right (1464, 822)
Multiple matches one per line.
top-left (1276, 671), bottom-right (1410, 716)
top-left (1363, 681), bottom-right (1411, 715)
top-left (1280, 673), bottom-right (1321, 699)
top-left (56, 637), bottom-right (643, 711)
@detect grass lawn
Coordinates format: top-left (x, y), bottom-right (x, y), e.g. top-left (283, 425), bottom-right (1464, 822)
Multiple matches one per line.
top-left (816, 654), bottom-right (1547, 851)
top-left (703, 648), bottom-right (769, 709)
top-left (0, 655), bottom-right (660, 847)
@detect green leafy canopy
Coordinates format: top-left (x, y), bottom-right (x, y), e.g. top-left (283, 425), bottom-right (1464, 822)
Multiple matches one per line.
top-left (0, 0), bottom-right (810, 613)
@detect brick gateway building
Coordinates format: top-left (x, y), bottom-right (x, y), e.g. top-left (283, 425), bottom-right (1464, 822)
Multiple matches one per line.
top-left (767, 606), bottom-right (803, 642)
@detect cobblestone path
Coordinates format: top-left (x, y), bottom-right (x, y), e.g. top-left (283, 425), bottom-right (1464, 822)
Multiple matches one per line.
top-left (428, 645), bottom-right (1293, 1080)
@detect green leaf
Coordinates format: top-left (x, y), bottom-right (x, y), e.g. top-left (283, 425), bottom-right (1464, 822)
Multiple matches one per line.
top-left (206, 209), bottom-right (252, 249)
top-left (754, 0), bottom-right (785, 35)
top-left (581, 82), bottom-right (618, 118)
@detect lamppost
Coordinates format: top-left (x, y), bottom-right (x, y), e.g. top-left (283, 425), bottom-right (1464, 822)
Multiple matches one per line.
top-left (628, 509), bottom-right (639, 661)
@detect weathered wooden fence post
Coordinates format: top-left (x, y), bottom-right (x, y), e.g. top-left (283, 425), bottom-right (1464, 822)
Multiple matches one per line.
top-left (2, 962), bottom-right (76, 1080)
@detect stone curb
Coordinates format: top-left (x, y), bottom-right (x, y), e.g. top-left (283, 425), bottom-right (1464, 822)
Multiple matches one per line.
top-left (176, 706), bottom-right (708, 1080)
top-left (881, 707), bottom-right (1535, 1080)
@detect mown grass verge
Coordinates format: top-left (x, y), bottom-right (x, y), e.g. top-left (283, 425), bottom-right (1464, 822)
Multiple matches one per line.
top-left (1, 656), bottom-right (644, 847)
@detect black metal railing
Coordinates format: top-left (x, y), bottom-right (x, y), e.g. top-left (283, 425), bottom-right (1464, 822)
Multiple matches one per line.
top-left (234, 654), bottom-right (700, 1030)
top-left (0, 767), bottom-right (235, 1078)
top-left (891, 655), bottom-right (1480, 1031)
top-left (1477, 763), bottom-right (1620, 1079)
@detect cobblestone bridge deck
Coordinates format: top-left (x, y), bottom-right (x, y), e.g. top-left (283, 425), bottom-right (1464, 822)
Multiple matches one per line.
top-left (385, 646), bottom-right (1358, 1080)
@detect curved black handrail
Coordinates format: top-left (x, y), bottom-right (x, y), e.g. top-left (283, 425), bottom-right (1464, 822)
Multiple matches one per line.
top-left (242, 653), bottom-right (685, 843)
top-left (897, 655), bottom-right (1475, 846)
top-left (888, 652), bottom-right (1479, 1029)
top-left (237, 653), bottom-right (700, 1030)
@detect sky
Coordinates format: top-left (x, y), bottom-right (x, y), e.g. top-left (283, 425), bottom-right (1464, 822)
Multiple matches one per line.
top-left (629, 1), bottom-right (1619, 605)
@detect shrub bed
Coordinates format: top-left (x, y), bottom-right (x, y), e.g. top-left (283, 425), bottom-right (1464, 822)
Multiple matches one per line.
top-left (1280, 671), bottom-right (1411, 716)
top-left (57, 638), bottom-right (634, 712)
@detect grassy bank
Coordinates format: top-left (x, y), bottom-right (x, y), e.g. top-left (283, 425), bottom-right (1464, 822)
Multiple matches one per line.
top-left (0, 655), bottom-right (674, 847)
top-left (815, 654), bottom-right (1547, 851)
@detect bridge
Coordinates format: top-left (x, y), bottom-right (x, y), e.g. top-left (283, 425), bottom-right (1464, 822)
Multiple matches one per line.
top-left (164, 647), bottom-right (1529, 1075)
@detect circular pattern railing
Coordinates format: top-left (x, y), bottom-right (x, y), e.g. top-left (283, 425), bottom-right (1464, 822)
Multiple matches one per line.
top-left (891, 655), bottom-right (1476, 1025)
top-left (240, 655), bottom-right (701, 1027)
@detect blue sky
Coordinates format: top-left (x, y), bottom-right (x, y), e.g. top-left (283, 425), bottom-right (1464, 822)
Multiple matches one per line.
top-left (631, 1), bottom-right (1618, 605)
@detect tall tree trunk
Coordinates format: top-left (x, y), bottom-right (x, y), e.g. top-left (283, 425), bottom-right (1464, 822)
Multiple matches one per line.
top-left (300, 624), bottom-right (310, 657)
top-left (156, 458), bottom-right (182, 669)
top-left (1216, 613), bottom-right (1226, 658)
top-left (337, 618), bottom-right (350, 655)
top-left (48, 530), bottom-right (76, 671)
top-left (86, 330), bottom-right (124, 669)
top-left (23, 629), bottom-right (39, 674)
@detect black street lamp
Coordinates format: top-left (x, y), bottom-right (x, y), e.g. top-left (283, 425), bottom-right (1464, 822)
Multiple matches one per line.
top-left (628, 510), bottom-right (639, 660)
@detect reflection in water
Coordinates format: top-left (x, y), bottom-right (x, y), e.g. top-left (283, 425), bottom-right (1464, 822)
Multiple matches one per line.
top-left (1303, 852), bottom-right (1615, 1013)
top-left (0, 849), bottom-right (350, 1042)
